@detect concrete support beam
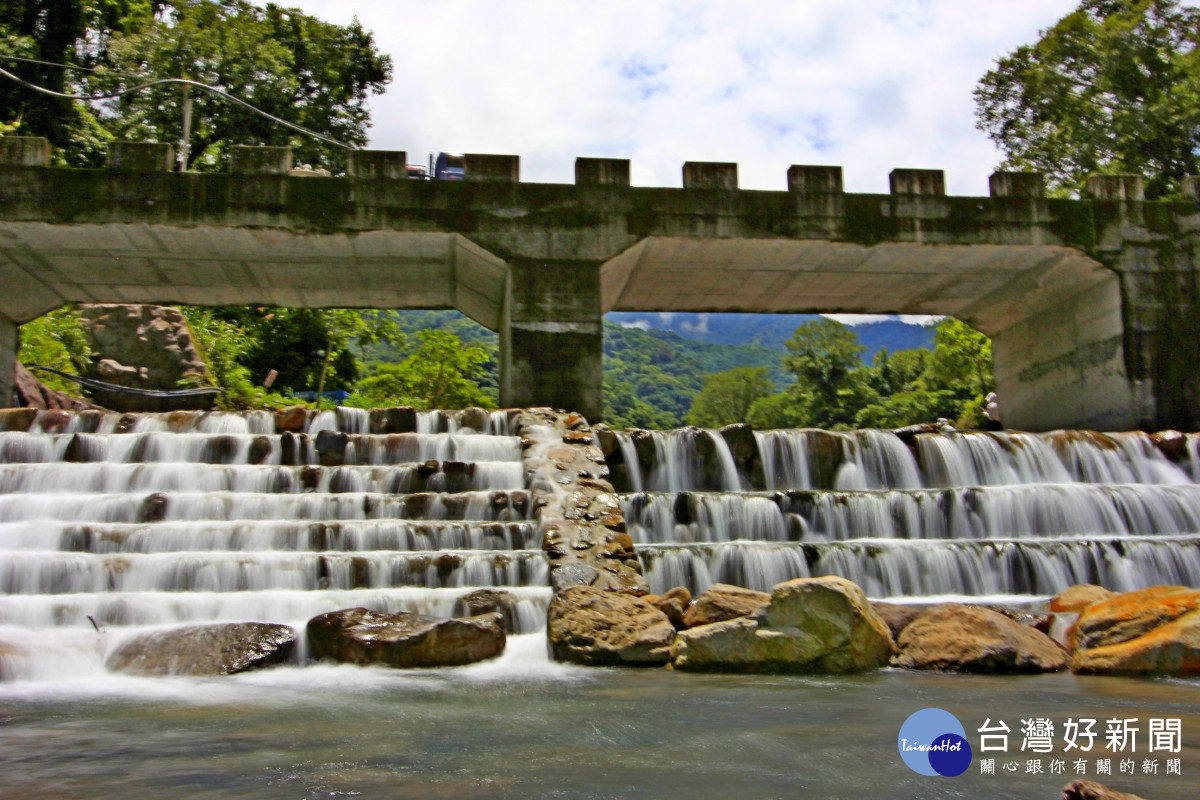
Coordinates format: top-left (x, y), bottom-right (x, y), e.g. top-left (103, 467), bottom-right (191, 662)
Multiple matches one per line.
top-left (683, 162), bottom-right (737, 190)
top-left (787, 165), bottom-right (843, 193)
top-left (1085, 174), bottom-right (1144, 201)
top-left (0, 314), bottom-right (15, 408)
top-left (989, 172), bottom-right (1045, 198)
top-left (889, 169), bottom-right (945, 195)
top-left (108, 142), bottom-right (174, 172)
top-left (347, 150), bottom-right (407, 180)
top-left (500, 259), bottom-right (603, 422)
top-left (465, 154), bottom-right (519, 182)
top-left (575, 158), bottom-right (630, 186)
top-left (230, 146), bottom-right (292, 175)
top-left (0, 137), bottom-right (49, 166)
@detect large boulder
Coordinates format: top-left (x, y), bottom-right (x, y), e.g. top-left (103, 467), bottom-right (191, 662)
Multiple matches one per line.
top-left (1070, 585), bottom-right (1200, 676)
top-left (1051, 584), bottom-right (1117, 613)
top-left (672, 576), bottom-right (894, 674)
top-left (80, 304), bottom-right (213, 412)
top-left (547, 586), bottom-right (675, 666)
top-left (307, 608), bottom-right (505, 668)
top-left (105, 622), bottom-right (297, 676)
top-left (893, 604), bottom-right (1068, 673)
top-left (682, 583), bottom-right (770, 629)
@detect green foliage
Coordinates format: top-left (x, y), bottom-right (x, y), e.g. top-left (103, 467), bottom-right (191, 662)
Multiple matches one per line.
top-left (178, 305), bottom-right (258, 408)
top-left (739, 318), bottom-right (994, 431)
top-left (0, 2), bottom-right (162, 164)
top-left (687, 367), bottom-right (774, 428)
top-left (0, 1), bottom-right (390, 171)
top-left (347, 330), bottom-right (495, 410)
top-left (17, 305), bottom-right (92, 394)
top-left (84, 0), bottom-right (392, 171)
top-left (974, 0), bottom-right (1200, 198)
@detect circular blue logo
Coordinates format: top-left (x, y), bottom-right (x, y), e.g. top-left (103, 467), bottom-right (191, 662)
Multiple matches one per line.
top-left (898, 708), bottom-right (973, 777)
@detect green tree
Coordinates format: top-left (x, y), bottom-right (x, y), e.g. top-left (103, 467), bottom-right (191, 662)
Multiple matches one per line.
top-left (974, 0), bottom-right (1200, 197)
top-left (0, 1), bottom-right (162, 165)
top-left (928, 318), bottom-right (993, 399)
top-left (84, 0), bottom-right (391, 171)
top-left (779, 318), bottom-right (871, 429)
top-left (17, 304), bottom-right (92, 393)
top-left (348, 330), bottom-right (495, 410)
top-left (687, 366), bottom-right (774, 427)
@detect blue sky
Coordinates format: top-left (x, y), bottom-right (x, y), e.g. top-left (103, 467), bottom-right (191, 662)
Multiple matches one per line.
top-left (284, 0), bottom-right (1085, 196)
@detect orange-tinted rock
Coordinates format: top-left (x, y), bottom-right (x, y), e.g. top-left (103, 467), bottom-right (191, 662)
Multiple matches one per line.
top-left (871, 601), bottom-right (922, 639)
top-left (1050, 584), bottom-right (1117, 613)
top-left (1071, 586), bottom-right (1200, 676)
top-left (1061, 779), bottom-right (1148, 800)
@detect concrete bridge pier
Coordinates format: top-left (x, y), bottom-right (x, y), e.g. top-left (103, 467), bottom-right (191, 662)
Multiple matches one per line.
top-left (498, 258), bottom-right (604, 422)
top-left (0, 315), bottom-right (15, 407)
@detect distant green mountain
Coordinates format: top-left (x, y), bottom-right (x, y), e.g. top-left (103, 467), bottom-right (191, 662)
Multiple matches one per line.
top-left (605, 312), bottom-right (936, 360)
top-left (366, 310), bottom-right (936, 427)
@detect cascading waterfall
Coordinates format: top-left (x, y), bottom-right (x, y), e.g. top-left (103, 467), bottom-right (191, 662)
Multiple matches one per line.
top-left (0, 408), bottom-right (549, 681)
top-left (616, 427), bottom-right (1200, 599)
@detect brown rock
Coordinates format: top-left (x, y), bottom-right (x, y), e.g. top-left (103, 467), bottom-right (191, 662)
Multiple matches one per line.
top-left (683, 583), bottom-right (770, 628)
top-left (105, 622), bottom-right (296, 676)
top-left (1070, 585), bottom-right (1200, 676)
top-left (646, 587), bottom-right (692, 629)
top-left (894, 604), bottom-right (1068, 673)
top-left (452, 589), bottom-right (521, 633)
top-left (307, 607), bottom-right (505, 668)
top-left (1051, 584), bottom-right (1117, 613)
top-left (274, 405), bottom-right (309, 432)
top-left (547, 585), bottom-right (675, 666)
top-left (1149, 430), bottom-right (1187, 463)
top-left (871, 601), bottom-right (922, 638)
top-left (1061, 780), bottom-right (1148, 800)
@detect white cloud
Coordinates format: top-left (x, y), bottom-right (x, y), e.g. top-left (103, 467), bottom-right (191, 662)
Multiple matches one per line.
top-left (279, 0), bottom-right (1084, 194)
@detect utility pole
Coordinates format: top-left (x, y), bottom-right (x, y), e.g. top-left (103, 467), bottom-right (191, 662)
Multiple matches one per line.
top-left (180, 84), bottom-right (192, 171)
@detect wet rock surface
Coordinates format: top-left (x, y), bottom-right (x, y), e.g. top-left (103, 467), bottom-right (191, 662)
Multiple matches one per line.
top-left (547, 586), bottom-right (674, 666)
top-left (307, 607), bottom-right (505, 668)
top-left (105, 622), bottom-right (297, 676)
top-left (517, 408), bottom-right (647, 594)
top-left (1061, 780), bottom-right (1149, 800)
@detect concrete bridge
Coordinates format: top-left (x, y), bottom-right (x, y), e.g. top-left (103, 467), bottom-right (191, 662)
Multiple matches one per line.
top-left (0, 136), bottom-right (1197, 431)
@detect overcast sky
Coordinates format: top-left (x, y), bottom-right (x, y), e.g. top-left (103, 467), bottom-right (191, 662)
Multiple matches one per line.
top-left (282, 0), bottom-right (1086, 196)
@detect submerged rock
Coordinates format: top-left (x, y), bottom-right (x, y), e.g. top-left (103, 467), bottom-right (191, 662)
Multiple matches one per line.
top-left (307, 608), bottom-right (505, 668)
top-left (105, 622), bottom-right (297, 676)
top-left (682, 583), bottom-right (770, 629)
top-left (547, 586), bottom-right (675, 666)
top-left (672, 576), bottom-right (894, 674)
top-left (452, 589), bottom-right (522, 633)
top-left (1070, 585), bottom-right (1200, 676)
top-left (893, 604), bottom-right (1068, 673)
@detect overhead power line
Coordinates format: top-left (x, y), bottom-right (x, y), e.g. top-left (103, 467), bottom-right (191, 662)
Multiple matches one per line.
top-left (0, 65), bottom-right (351, 150)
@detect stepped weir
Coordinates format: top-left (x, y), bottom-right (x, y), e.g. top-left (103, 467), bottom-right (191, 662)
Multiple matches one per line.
top-left (1, 407), bottom-right (1199, 680)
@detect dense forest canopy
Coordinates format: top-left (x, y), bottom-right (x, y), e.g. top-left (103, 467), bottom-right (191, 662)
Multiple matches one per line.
top-left (0, 0), bottom-right (391, 169)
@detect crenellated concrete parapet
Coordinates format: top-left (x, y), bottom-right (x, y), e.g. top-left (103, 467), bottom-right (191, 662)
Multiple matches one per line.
top-left (2, 137), bottom-right (1200, 430)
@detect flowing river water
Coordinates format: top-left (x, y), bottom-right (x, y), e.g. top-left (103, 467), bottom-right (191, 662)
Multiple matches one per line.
top-left (1, 410), bottom-right (1198, 799)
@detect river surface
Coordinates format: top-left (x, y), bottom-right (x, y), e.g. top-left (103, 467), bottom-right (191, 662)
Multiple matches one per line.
top-left (2, 635), bottom-right (1197, 800)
